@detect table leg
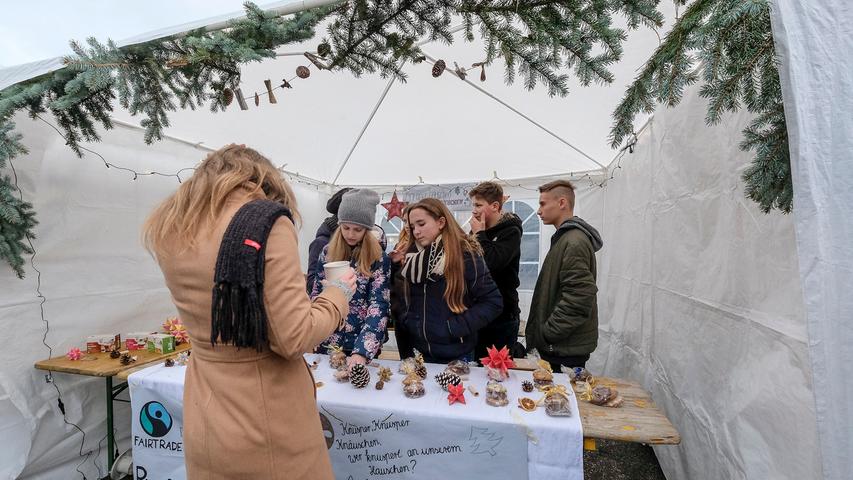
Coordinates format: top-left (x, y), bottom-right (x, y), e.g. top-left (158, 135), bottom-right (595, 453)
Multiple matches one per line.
top-left (106, 377), bottom-right (115, 472)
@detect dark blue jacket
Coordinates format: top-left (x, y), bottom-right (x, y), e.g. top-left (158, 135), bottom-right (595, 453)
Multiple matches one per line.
top-left (401, 252), bottom-right (503, 361)
top-left (306, 217), bottom-right (336, 293)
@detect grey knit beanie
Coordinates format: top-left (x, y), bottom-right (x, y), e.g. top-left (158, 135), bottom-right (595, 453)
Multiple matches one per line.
top-left (338, 189), bottom-right (380, 229)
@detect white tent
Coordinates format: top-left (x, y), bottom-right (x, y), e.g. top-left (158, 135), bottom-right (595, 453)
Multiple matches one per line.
top-left (1, 0), bottom-right (850, 478)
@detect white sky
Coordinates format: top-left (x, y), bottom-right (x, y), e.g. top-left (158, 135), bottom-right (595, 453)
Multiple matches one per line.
top-left (0, 0), bottom-right (252, 66)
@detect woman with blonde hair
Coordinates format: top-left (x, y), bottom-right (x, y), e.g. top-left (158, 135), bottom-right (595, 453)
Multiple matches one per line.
top-left (398, 198), bottom-right (503, 363)
top-left (310, 189), bottom-right (390, 369)
top-left (143, 144), bottom-right (355, 480)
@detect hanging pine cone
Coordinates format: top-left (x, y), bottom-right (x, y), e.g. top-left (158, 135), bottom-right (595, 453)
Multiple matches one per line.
top-left (296, 66), bottom-right (311, 79)
top-left (318, 43), bottom-right (331, 57)
top-left (522, 380), bottom-right (534, 393)
top-left (222, 88), bottom-right (234, 106)
top-left (350, 364), bottom-right (370, 389)
top-left (415, 364), bottom-right (428, 380)
top-left (432, 59), bottom-right (446, 77)
top-left (434, 371), bottom-right (462, 391)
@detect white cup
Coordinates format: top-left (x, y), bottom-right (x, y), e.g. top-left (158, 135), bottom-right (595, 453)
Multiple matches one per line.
top-left (323, 261), bottom-right (351, 282)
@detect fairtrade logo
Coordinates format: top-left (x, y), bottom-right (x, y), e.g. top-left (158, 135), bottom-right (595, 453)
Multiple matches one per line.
top-left (140, 401), bottom-right (172, 437)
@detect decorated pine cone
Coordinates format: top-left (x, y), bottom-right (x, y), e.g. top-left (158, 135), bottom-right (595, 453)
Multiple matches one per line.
top-left (521, 380), bottom-right (534, 392)
top-left (119, 353), bottom-right (134, 365)
top-left (110, 350), bottom-right (121, 359)
top-left (432, 59), bottom-right (446, 77)
top-left (415, 364), bottom-right (428, 380)
top-left (317, 43), bottom-right (331, 57)
top-left (350, 364), bottom-right (370, 389)
top-left (434, 371), bottom-right (462, 391)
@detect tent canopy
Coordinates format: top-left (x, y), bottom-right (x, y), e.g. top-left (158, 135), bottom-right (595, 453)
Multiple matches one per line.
top-left (0, 0), bottom-right (672, 186)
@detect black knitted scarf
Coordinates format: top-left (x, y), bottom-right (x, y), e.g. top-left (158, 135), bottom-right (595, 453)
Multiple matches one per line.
top-left (211, 199), bottom-right (293, 351)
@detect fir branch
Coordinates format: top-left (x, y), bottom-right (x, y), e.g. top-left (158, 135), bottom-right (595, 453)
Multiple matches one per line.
top-left (610, 0), bottom-right (792, 213)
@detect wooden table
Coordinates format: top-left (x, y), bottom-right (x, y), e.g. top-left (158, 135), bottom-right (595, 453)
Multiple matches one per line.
top-left (381, 351), bottom-right (681, 449)
top-left (34, 343), bottom-right (191, 471)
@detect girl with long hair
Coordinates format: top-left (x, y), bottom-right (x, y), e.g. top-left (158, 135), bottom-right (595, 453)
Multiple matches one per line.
top-left (398, 198), bottom-right (503, 363)
top-left (143, 144), bottom-right (355, 480)
top-left (310, 189), bottom-right (390, 369)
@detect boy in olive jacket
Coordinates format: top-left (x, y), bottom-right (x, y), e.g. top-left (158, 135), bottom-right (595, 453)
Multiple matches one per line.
top-left (526, 180), bottom-right (603, 371)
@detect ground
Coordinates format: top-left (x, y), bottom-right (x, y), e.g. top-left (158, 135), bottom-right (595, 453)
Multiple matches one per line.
top-left (584, 440), bottom-right (667, 480)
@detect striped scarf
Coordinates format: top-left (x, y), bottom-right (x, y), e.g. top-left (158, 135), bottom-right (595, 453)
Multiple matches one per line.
top-left (401, 235), bottom-right (445, 284)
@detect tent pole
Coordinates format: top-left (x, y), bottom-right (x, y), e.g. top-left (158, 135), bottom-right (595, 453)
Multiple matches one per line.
top-left (331, 76), bottom-right (396, 185)
top-left (420, 51), bottom-right (606, 171)
top-left (119, 0), bottom-right (346, 47)
top-left (330, 23), bottom-right (473, 185)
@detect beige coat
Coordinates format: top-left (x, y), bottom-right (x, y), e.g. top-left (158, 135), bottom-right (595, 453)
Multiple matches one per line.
top-left (156, 190), bottom-right (347, 479)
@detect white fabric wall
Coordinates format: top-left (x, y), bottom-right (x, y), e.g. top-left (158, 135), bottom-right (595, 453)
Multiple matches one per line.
top-left (0, 114), bottom-right (328, 479)
top-left (586, 82), bottom-right (820, 478)
top-left (770, 2), bottom-right (853, 479)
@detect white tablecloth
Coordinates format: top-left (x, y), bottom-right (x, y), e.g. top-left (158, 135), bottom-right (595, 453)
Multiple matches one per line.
top-left (128, 354), bottom-right (582, 480)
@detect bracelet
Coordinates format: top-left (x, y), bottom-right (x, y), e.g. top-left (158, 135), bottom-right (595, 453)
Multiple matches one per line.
top-left (327, 279), bottom-right (354, 301)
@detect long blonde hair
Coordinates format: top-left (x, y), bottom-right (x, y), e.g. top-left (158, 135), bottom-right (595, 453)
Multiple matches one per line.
top-left (407, 198), bottom-right (482, 313)
top-left (326, 226), bottom-right (383, 276)
top-left (143, 145), bottom-right (300, 256)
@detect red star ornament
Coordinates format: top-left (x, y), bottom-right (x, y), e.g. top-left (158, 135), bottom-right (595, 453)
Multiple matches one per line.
top-left (382, 191), bottom-right (408, 221)
top-left (447, 383), bottom-right (466, 405)
top-left (480, 345), bottom-right (516, 374)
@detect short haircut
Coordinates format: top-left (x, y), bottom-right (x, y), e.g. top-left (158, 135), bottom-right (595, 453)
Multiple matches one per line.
top-left (469, 181), bottom-right (504, 206)
top-left (539, 180), bottom-right (575, 210)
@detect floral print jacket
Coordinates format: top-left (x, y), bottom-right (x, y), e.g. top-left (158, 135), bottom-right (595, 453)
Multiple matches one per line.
top-left (310, 247), bottom-right (391, 361)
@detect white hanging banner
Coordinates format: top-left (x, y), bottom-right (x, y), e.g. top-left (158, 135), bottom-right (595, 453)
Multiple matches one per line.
top-left (129, 365), bottom-right (187, 480)
top-left (400, 183), bottom-right (476, 212)
top-left (319, 403), bottom-right (528, 480)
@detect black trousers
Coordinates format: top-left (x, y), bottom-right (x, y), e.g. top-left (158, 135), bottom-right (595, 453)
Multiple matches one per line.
top-left (540, 351), bottom-right (590, 373)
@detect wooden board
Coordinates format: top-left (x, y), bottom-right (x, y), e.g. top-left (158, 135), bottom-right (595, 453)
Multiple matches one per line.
top-left (577, 376), bottom-right (680, 445)
top-left (34, 343), bottom-right (191, 378)
top-left (378, 348), bottom-right (679, 445)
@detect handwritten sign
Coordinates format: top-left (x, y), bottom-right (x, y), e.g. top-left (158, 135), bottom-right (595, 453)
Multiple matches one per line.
top-left (320, 403), bottom-right (528, 480)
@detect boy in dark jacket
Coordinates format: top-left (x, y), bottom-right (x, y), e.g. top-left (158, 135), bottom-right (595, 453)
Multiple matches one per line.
top-left (526, 180), bottom-right (603, 371)
top-left (468, 182), bottom-right (523, 361)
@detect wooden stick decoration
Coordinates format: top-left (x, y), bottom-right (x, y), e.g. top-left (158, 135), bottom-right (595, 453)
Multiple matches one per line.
top-left (264, 79), bottom-right (277, 104)
top-left (304, 52), bottom-right (328, 70)
top-left (233, 88), bottom-right (249, 110)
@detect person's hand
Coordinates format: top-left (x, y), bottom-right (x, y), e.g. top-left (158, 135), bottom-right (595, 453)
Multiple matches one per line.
top-left (347, 354), bottom-right (367, 371)
top-left (470, 214), bottom-right (485, 234)
top-left (390, 242), bottom-right (409, 264)
top-left (339, 268), bottom-right (357, 292)
top-left (322, 268), bottom-right (357, 301)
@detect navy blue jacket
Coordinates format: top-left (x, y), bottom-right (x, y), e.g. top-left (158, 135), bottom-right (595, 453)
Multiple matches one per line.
top-left (400, 252), bottom-right (503, 361)
top-left (306, 217), bottom-right (336, 293)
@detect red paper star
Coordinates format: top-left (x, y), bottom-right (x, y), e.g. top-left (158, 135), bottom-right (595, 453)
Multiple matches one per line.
top-left (382, 191), bottom-right (408, 221)
top-left (480, 345), bottom-right (516, 374)
top-left (447, 383), bottom-right (466, 405)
